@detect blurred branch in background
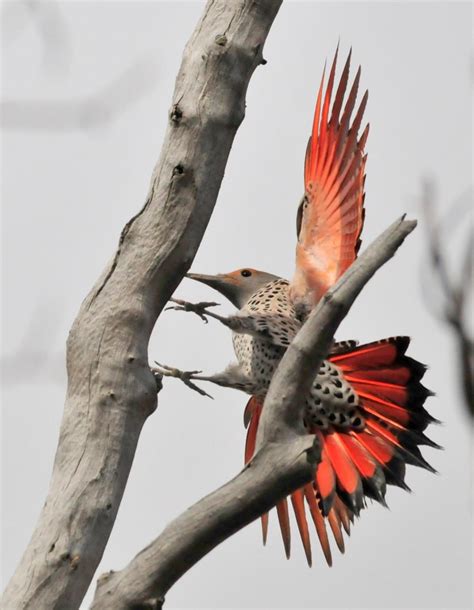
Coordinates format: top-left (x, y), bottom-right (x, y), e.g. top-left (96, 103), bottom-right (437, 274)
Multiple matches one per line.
top-left (421, 182), bottom-right (473, 417)
top-left (1, 0), bottom-right (160, 130)
top-left (2, 0), bottom-right (71, 77)
top-left (1, 57), bottom-right (160, 130)
top-left (1, 303), bottom-right (66, 387)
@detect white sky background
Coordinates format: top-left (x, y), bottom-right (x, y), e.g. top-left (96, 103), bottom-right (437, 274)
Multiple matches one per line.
top-left (1, 1), bottom-right (472, 609)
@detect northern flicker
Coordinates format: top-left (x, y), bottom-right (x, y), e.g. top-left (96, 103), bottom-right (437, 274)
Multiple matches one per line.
top-left (157, 47), bottom-right (438, 567)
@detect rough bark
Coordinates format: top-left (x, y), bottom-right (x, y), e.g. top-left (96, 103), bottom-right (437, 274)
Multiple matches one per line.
top-left (90, 217), bottom-right (416, 610)
top-left (1, 2), bottom-right (282, 609)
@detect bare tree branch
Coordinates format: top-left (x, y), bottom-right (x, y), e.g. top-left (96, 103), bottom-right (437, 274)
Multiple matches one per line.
top-left (90, 216), bottom-right (416, 610)
top-left (421, 181), bottom-right (473, 416)
top-left (1, 302), bottom-right (66, 386)
top-left (1, 2), bottom-right (282, 609)
top-left (2, 0), bottom-right (71, 75)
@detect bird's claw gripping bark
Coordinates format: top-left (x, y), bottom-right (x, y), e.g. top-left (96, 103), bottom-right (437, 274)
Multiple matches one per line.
top-left (153, 362), bottom-right (214, 399)
top-left (165, 298), bottom-right (220, 323)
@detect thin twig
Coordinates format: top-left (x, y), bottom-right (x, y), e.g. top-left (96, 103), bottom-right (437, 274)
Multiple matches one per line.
top-left (421, 180), bottom-right (473, 416)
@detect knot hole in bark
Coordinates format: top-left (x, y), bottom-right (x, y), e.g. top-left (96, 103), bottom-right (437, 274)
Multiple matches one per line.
top-left (214, 34), bottom-right (227, 46)
top-left (170, 104), bottom-right (183, 124)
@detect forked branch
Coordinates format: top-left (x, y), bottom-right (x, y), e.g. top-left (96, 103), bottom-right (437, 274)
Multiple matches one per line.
top-left (91, 216), bottom-right (416, 610)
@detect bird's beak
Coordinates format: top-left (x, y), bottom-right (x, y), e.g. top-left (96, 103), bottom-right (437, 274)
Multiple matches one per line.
top-left (186, 272), bottom-right (239, 306)
top-left (186, 272), bottom-right (231, 290)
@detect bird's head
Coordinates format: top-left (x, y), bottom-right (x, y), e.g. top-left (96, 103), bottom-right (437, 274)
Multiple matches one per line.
top-left (186, 268), bottom-right (280, 308)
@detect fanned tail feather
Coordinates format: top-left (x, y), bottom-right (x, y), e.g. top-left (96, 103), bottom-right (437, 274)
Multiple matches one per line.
top-left (243, 337), bottom-right (438, 566)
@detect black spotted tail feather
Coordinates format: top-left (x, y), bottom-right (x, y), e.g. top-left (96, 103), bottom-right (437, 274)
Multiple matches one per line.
top-left (243, 337), bottom-right (439, 565)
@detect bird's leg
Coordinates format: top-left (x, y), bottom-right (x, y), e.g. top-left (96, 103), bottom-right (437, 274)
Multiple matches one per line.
top-left (193, 363), bottom-right (259, 394)
top-left (152, 363), bottom-right (214, 398)
top-left (153, 361), bottom-right (258, 397)
top-left (165, 298), bottom-right (221, 324)
top-left (166, 298), bottom-right (272, 338)
top-left (167, 298), bottom-right (243, 330)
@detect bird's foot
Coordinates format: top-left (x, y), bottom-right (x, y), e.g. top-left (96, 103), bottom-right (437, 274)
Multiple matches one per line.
top-left (152, 362), bottom-right (214, 399)
top-left (165, 298), bottom-right (220, 323)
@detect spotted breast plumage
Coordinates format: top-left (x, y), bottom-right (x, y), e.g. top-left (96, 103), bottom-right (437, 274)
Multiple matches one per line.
top-left (233, 278), bottom-right (364, 431)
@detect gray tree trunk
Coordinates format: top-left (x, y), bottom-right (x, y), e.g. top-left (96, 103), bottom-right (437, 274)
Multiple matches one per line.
top-left (1, 2), bottom-right (282, 608)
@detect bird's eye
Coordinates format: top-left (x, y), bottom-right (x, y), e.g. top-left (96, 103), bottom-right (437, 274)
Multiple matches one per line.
top-left (241, 269), bottom-right (252, 277)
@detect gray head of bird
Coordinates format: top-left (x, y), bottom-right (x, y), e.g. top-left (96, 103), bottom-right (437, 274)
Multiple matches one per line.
top-left (186, 268), bottom-right (280, 309)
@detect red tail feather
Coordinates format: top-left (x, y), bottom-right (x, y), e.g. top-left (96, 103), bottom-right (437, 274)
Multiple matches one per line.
top-left (243, 397), bottom-right (268, 543)
top-left (304, 484), bottom-right (333, 566)
top-left (276, 498), bottom-right (291, 559)
top-left (315, 432), bottom-right (337, 515)
top-left (324, 432), bottom-right (364, 514)
top-left (244, 396), bottom-right (263, 464)
top-left (291, 489), bottom-right (312, 565)
top-left (327, 507), bottom-right (345, 554)
top-left (331, 336), bottom-right (409, 368)
top-left (243, 337), bottom-right (437, 564)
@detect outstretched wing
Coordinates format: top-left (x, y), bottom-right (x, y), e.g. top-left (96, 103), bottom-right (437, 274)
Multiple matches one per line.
top-left (289, 47), bottom-right (369, 313)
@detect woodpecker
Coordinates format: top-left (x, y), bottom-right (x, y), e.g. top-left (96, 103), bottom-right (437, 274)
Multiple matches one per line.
top-left (157, 47), bottom-right (439, 567)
